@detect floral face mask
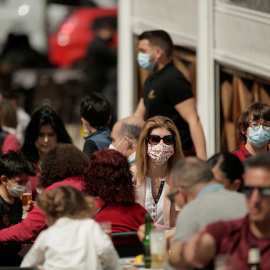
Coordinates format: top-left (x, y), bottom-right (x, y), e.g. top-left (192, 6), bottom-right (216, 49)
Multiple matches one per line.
top-left (147, 142), bottom-right (174, 165)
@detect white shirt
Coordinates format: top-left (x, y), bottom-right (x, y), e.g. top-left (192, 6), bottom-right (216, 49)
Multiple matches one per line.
top-left (21, 217), bottom-right (121, 270)
top-left (143, 176), bottom-right (165, 225)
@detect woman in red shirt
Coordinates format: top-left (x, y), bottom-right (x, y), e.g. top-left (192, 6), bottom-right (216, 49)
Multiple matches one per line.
top-left (83, 149), bottom-right (149, 244)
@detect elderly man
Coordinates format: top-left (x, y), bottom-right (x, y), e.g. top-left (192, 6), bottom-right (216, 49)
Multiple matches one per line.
top-left (169, 153), bottom-right (270, 269)
top-left (109, 116), bottom-right (145, 164)
top-left (164, 157), bottom-right (247, 270)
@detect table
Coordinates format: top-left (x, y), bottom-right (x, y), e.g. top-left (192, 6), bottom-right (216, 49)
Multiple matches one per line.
top-left (119, 257), bottom-right (164, 270)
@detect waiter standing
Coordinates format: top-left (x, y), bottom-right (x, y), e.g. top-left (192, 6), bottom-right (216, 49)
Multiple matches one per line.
top-left (134, 30), bottom-right (206, 159)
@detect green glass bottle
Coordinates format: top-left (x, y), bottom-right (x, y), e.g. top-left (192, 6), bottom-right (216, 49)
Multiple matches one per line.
top-left (143, 214), bottom-right (152, 268)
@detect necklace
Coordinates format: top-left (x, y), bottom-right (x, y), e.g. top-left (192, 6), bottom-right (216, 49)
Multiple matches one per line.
top-left (154, 179), bottom-right (159, 189)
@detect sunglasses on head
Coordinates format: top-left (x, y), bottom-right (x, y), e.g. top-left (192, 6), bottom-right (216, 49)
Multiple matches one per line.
top-left (242, 186), bottom-right (270, 197)
top-left (147, 134), bottom-right (175, 145)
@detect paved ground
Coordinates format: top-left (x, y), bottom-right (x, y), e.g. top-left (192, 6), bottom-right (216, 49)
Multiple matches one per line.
top-left (66, 123), bottom-right (85, 151)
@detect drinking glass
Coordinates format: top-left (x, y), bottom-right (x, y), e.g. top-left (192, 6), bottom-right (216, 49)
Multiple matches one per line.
top-left (99, 221), bottom-right (112, 240)
top-left (214, 254), bottom-right (235, 270)
top-left (21, 181), bottom-right (32, 218)
top-left (150, 229), bottom-right (167, 269)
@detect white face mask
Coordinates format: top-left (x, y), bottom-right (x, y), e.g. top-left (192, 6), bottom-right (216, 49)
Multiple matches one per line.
top-left (6, 179), bottom-right (26, 197)
top-left (83, 121), bottom-right (91, 136)
top-left (108, 137), bottom-right (128, 154)
top-left (108, 144), bottom-right (116, 150)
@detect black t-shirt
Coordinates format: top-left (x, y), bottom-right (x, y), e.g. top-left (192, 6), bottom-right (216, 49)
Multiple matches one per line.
top-left (0, 242), bottom-right (23, 266)
top-left (0, 196), bottom-right (22, 230)
top-left (85, 36), bottom-right (117, 93)
top-left (143, 61), bottom-right (194, 150)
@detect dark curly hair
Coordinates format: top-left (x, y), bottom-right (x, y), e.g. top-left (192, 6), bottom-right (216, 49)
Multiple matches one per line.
top-left (21, 106), bottom-right (72, 163)
top-left (40, 144), bottom-right (89, 188)
top-left (83, 149), bottom-right (135, 204)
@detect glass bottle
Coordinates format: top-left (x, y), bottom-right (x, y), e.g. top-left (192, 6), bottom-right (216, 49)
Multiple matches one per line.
top-left (248, 243), bottom-right (261, 270)
top-left (143, 214), bottom-right (152, 268)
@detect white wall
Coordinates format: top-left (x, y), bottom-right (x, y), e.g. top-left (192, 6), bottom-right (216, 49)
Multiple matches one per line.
top-left (118, 0), bottom-right (270, 157)
top-left (132, 0), bottom-right (198, 48)
top-left (214, 2), bottom-right (270, 78)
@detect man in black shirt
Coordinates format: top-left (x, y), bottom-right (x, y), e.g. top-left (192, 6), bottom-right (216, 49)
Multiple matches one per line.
top-left (134, 30), bottom-right (206, 159)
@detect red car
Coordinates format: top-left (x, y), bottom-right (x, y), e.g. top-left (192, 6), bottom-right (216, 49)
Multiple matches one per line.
top-left (48, 7), bottom-right (117, 68)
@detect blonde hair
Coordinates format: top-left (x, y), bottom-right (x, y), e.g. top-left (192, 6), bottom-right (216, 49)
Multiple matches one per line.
top-left (135, 116), bottom-right (184, 181)
top-left (37, 186), bottom-right (94, 220)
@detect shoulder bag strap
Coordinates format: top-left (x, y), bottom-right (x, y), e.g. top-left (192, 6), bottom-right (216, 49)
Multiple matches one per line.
top-left (92, 203), bottom-right (107, 219)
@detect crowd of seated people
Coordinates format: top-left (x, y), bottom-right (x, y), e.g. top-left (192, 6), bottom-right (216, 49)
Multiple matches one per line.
top-left (0, 90), bottom-right (270, 270)
top-left (0, 143), bottom-right (89, 244)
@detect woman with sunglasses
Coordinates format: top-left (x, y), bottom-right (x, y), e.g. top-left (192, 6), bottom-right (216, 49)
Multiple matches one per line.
top-left (134, 116), bottom-right (184, 227)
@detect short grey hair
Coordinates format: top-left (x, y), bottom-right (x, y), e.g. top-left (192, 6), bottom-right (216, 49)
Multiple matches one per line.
top-left (172, 157), bottom-right (214, 187)
top-left (246, 153), bottom-right (270, 171)
top-left (119, 123), bottom-right (142, 143)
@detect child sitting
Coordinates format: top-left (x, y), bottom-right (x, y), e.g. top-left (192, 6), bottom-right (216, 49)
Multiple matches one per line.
top-left (0, 150), bottom-right (36, 230)
top-left (80, 92), bottom-right (112, 157)
top-left (21, 186), bottom-right (121, 270)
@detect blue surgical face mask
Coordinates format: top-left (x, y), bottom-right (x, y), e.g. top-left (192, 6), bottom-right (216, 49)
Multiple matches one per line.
top-left (247, 126), bottom-right (270, 147)
top-left (137, 50), bottom-right (156, 71)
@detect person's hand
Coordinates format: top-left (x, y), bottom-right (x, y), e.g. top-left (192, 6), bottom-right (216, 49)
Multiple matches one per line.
top-left (138, 223), bottom-right (174, 243)
top-left (137, 224), bottom-right (146, 242)
top-left (27, 200), bottom-right (36, 212)
top-left (166, 227), bottom-right (175, 248)
top-left (183, 227), bottom-right (206, 268)
top-left (137, 222), bottom-right (155, 242)
top-left (37, 264), bottom-right (44, 270)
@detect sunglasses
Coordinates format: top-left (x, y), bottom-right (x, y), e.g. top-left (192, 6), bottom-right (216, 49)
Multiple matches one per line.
top-left (147, 135), bottom-right (175, 146)
top-left (167, 186), bottom-right (189, 203)
top-left (242, 186), bottom-right (270, 197)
